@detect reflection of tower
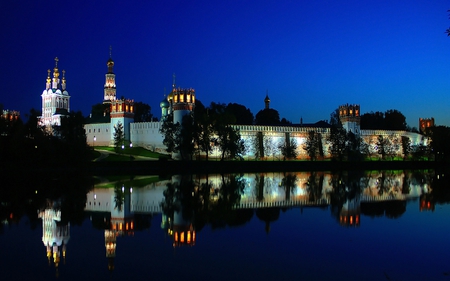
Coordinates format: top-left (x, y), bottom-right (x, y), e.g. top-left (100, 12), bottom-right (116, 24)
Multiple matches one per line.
top-left (38, 206), bottom-right (70, 268)
top-left (338, 197), bottom-right (361, 227)
top-left (419, 194), bottom-right (435, 212)
top-left (39, 57), bottom-right (71, 127)
top-left (104, 46), bottom-right (117, 103)
top-left (105, 185), bottom-right (134, 271)
top-left (162, 175), bottom-right (196, 247)
top-left (339, 104), bottom-right (360, 135)
top-left (170, 207), bottom-right (196, 247)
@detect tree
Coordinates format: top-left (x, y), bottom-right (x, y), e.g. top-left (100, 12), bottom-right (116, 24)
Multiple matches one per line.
top-left (176, 113), bottom-right (196, 160)
top-left (303, 131), bottom-right (319, 161)
top-left (401, 136), bottom-right (411, 160)
top-left (226, 103), bottom-right (254, 125)
top-left (113, 121), bottom-right (125, 153)
top-left (133, 101), bottom-right (153, 122)
top-left (384, 109), bottom-right (407, 130)
top-left (90, 103), bottom-right (110, 121)
top-left (361, 111), bottom-right (385, 129)
top-left (215, 125), bottom-right (245, 161)
top-left (194, 111), bottom-right (214, 160)
top-left (328, 125), bottom-right (347, 161)
top-left (255, 108), bottom-right (280, 125)
top-left (159, 112), bottom-right (180, 156)
top-left (428, 126), bottom-right (450, 161)
top-left (279, 136), bottom-right (298, 160)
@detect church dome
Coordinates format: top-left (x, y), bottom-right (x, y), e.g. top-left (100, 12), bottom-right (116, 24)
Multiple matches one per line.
top-left (160, 97), bottom-right (169, 108)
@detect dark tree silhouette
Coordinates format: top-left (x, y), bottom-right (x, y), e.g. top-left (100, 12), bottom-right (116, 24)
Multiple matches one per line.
top-left (255, 108), bottom-right (280, 125)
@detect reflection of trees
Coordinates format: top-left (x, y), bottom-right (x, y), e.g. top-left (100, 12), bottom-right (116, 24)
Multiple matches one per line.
top-left (329, 171), bottom-right (362, 223)
top-left (361, 201), bottom-right (406, 219)
top-left (281, 173), bottom-right (297, 201)
top-left (306, 172), bottom-right (323, 202)
top-left (114, 182), bottom-right (125, 212)
top-left (256, 208), bottom-right (280, 234)
top-left (0, 170), bottom-right (92, 233)
top-left (160, 174), bottom-right (247, 232)
top-left (254, 174), bottom-right (265, 202)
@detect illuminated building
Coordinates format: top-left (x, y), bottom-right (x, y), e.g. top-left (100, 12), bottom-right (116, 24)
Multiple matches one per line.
top-left (39, 57), bottom-right (70, 127)
top-left (2, 109), bottom-right (20, 121)
top-left (419, 117), bottom-right (434, 133)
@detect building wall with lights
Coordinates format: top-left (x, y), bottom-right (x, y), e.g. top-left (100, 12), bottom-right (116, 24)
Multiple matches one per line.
top-left (81, 55), bottom-right (428, 158)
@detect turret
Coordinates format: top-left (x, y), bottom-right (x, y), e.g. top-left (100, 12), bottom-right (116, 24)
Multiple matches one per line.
top-left (110, 98), bottom-right (134, 145)
top-left (339, 104), bottom-right (360, 135)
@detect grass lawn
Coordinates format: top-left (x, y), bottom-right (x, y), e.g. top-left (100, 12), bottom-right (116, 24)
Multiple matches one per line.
top-left (95, 146), bottom-right (170, 159)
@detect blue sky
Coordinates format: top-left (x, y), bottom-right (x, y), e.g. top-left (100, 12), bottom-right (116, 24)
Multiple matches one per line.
top-left (1, 0), bottom-right (450, 128)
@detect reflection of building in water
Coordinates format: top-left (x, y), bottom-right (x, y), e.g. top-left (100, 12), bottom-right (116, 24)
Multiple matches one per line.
top-left (38, 204), bottom-right (70, 268)
top-left (337, 197), bottom-right (361, 227)
top-left (160, 175), bottom-right (196, 247)
top-left (420, 194), bottom-right (435, 212)
top-left (166, 207), bottom-right (196, 247)
top-left (85, 180), bottom-right (166, 270)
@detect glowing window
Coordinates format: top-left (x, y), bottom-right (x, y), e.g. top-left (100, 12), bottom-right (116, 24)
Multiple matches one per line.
top-left (180, 94), bottom-right (184, 102)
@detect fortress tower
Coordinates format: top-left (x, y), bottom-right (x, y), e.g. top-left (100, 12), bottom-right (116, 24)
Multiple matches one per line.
top-left (110, 98), bottom-right (134, 144)
top-left (339, 104), bottom-right (360, 135)
top-left (103, 46), bottom-right (116, 104)
top-left (419, 117), bottom-right (434, 133)
top-left (40, 57), bottom-right (70, 127)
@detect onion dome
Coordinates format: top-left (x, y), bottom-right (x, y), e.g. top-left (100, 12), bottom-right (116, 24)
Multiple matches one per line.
top-left (160, 96), bottom-right (170, 108)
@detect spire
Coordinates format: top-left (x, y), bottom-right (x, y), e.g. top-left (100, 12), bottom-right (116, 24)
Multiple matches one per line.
top-left (52, 57), bottom-right (60, 89)
top-left (46, 69), bottom-right (51, 89)
top-left (172, 73), bottom-right (176, 90)
top-left (62, 70), bottom-right (66, 90)
top-left (53, 57), bottom-right (59, 79)
top-left (264, 90), bottom-right (270, 110)
top-left (107, 46), bottom-right (114, 73)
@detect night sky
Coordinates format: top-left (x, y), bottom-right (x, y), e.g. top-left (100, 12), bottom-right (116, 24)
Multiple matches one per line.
top-left (1, 0), bottom-right (450, 127)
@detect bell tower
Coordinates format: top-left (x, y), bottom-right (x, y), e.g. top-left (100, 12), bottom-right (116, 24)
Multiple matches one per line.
top-left (104, 46), bottom-right (116, 103)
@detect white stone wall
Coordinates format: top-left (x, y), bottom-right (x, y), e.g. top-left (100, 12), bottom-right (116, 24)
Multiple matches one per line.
top-left (130, 122), bottom-right (166, 152)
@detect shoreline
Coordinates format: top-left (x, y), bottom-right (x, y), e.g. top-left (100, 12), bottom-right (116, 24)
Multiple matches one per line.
top-left (86, 159), bottom-right (445, 176)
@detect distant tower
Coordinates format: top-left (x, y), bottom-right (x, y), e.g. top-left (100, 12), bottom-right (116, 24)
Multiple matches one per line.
top-left (264, 91), bottom-right (270, 110)
top-left (39, 57), bottom-right (70, 127)
top-left (419, 117), bottom-right (434, 133)
top-left (104, 46), bottom-right (116, 103)
top-left (110, 98), bottom-right (134, 144)
top-left (339, 104), bottom-right (360, 135)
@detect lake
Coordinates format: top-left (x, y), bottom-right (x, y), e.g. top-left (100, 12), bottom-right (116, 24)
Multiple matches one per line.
top-left (1, 170), bottom-right (450, 281)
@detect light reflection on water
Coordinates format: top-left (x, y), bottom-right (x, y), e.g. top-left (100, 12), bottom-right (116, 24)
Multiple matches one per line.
top-left (2, 170), bottom-right (450, 281)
